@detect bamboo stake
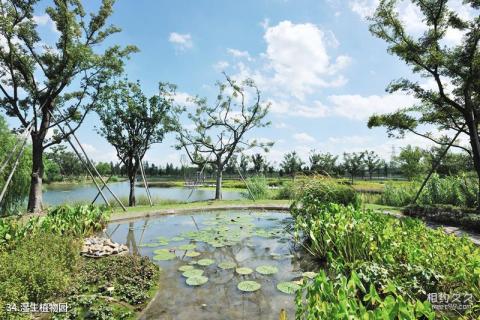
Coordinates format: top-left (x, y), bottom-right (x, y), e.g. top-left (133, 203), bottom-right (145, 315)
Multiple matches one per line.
top-left (138, 158), bottom-right (153, 206)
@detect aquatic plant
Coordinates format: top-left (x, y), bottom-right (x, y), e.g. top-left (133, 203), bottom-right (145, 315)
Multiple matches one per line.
top-left (238, 281), bottom-right (261, 292)
top-left (218, 261), bottom-right (236, 270)
top-left (182, 269), bottom-right (204, 278)
top-left (255, 265), bottom-right (278, 275)
top-left (186, 275), bottom-right (208, 286)
top-left (236, 267), bottom-right (253, 275)
top-left (277, 282), bottom-right (301, 294)
top-left (197, 258), bottom-right (215, 266)
top-left (153, 249), bottom-right (176, 261)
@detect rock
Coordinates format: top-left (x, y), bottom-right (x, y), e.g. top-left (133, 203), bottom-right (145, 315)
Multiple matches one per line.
top-left (81, 237), bottom-right (129, 258)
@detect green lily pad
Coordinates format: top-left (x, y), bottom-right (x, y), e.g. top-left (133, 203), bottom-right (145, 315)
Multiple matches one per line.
top-left (170, 236), bottom-right (185, 242)
top-left (139, 242), bottom-right (160, 247)
top-left (179, 244), bottom-right (196, 251)
top-left (256, 265), bottom-right (278, 275)
top-left (197, 259), bottom-right (215, 266)
top-left (153, 251), bottom-right (176, 261)
top-left (186, 275), bottom-right (208, 286)
top-left (188, 260), bottom-right (198, 265)
top-left (185, 251), bottom-right (201, 257)
top-left (237, 281), bottom-right (261, 292)
top-left (302, 272), bottom-right (317, 279)
top-left (218, 261), bottom-right (236, 270)
top-left (277, 282), bottom-right (301, 294)
top-left (178, 265), bottom-right (195, 272)
top-left (236, 267), bottom-right (253, 275)
top-left (182, 269), bottom-right (204, 278)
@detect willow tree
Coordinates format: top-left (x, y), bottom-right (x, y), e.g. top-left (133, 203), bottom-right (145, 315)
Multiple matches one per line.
top-left (176, 74), bottom-right (272, 200)
top-left (0, 0), bottom-right (136, 212)
top-left (367, 1), bottom-right (479, 194)
top-left (96, 80), bottom-right (176, 206)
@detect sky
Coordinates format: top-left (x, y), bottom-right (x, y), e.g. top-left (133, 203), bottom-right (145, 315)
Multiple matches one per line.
top-left (4, 0), bottom-right (477, 168)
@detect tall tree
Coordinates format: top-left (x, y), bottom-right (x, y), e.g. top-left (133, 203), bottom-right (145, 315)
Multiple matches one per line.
top-left (176, 74), bottom-right (272, 200)
top-left (394, 145), bottom-right (426, 180)
top-left (280, 151), bottom-right (304, 177)
top-left (363, 150), bottom-right (381, 180)
top-left (309, 150), bottom-right (338, 176)
top-left (251, 153), bottom-right (265, 174)
top-left (0, 0), bottom-right (137, 212)
top-left (96, 80), bottom-right (175, 206)
top-left (343, 152), bottom-right (365, 184)
top-left (367, 0), bottom-right (480, 196)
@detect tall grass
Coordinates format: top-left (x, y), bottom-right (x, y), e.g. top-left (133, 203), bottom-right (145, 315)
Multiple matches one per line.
top-left (242, 176), bottom-right (271, 200)
top-left (380, 173), bottom-right (479, 208)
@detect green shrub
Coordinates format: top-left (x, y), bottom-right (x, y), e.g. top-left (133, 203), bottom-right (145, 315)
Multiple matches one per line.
top-left (291, 177), bottom-right (361, 218)
top-left (242, 176), bottom-right (271, 200)
top-left (275, 180), bottom-right (294, 200)
top-left (0, 232), bottom-right (81, 319)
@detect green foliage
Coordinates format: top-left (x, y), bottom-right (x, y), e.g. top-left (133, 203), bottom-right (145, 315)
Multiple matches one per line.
top-left (0, 233), bottom-right (81, 319)
top-left (394, 145), bottom-right (427, 180)
top-left (242, 175), bottom-right (271, 200)
top-left (44, 145), bottom-right (87, 181)
top-left (280, 151), bottom-right (304, 176)
top-left (295, 271), bottom-right (436, 319)
top-left (309, 151), bottom-right (338, 175)
top-left (291, 177), bottom-right (361, 216)
top-left (0, 205), bottom-right (110, 248)
top-left (380, 173), bottom-right (479, 208)
top-left (0, 116), bottom-right (31, 215)
top-left (292, 201), bottom-right (480, 318)
top-left (342, 152), bottom-right (365, 182)
top-left (275, 180), bottom-right (295, 200)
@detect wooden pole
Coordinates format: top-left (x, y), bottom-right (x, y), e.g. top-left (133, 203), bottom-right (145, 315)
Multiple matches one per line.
top-left (411, 127), bottom-right (465, 205)
top-left (138, 158), bottom-right (153, 206)
top-left (91, 175), bottom-right (113, 205)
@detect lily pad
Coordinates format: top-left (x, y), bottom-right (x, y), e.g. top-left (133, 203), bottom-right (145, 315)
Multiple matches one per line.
top-left (182, 269), bottom-right (204, 278)
top-left (186, 275), bottom-right (209, 286)
top-left (236, 267), bottom-right (253, 275)
top-left (153, 251), bottom-right (176, 261)
top-left (218, 262), bottom-right (236, 270)
top-left (185, 251), bottom-right (201, 257)
top-left (277, 282), bottom-right (301, 294)
top-left (256, 265), bottom-right (278, 275)
top-left (170, 236), bottom-right (185, 242)
top-left (178, 265), bottom-right (195, 272)
top-left (237, 281), bottom-right (261, 292)
top-left (179, 244), bottom-right (197, 251)
top-left (302, 272), bottom-right (317, 279)
top-left (188, 260), bottom-right (198, 265)
top-left (197, 259), bottom-right (215, 266)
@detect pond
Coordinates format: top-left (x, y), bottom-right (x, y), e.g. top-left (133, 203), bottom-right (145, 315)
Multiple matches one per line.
top-left (105, 210), bottom-right (317, 320)
top-left (43, 181), bottom-right (243, 206)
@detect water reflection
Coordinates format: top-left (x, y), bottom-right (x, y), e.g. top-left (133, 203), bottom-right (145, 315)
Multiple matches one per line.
top-left (105, 211), bottom-right (319, 320)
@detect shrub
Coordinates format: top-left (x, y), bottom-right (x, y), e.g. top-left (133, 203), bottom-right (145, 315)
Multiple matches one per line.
top-left (0, 232), bottom-right (81, 319)
top-left (291, 177), bottom-right (361, 219)
top-left (275, 180), bottom-right (294, 200)
top-left (242, 176), bottom-right (271, 200)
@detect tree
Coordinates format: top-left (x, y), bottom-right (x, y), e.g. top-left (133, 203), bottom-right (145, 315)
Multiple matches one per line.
top-left (394, 145), bottom-right (426, 180)
top-left (280, 152), bottom-right (304, 177)
top-left (95, 162), bottom-right (111, 176)
top-left (176, 74), bottom-right (272, 200)
top-left (309, 151), bottom-right (338, 176)
top-left (239, 154), bottom-right (250, 174)
top-left (363, 150), bottom-right (381, 180)
top-left (367, 0), bottom-right (480, 198)
top-left (45, 145), bottom-right (85, 178)
top-left (0, 115), bottom-right (31, 215)
top-left (96, 80), bottom-right (175, 206)
top-left (251, 153), bottom-right (265, 174)
top-left (343, 152), bottom-right (365, 183)
top-left (0, 0), bottom-right (137, 212)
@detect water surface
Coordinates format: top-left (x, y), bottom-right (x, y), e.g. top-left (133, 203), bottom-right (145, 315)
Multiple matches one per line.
top-left (105, 210), bottom-right (316, 320)
top-left (43, 181), bottom-right (242, 206)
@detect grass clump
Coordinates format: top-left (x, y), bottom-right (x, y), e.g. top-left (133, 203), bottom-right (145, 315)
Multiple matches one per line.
top-left (242, 176), bottom-right (271, 200)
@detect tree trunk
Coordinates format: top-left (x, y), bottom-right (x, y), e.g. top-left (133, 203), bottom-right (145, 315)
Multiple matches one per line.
top-left (215, 168), bottom-right (223, 200)
top-left (129, 175), bottom-right (136, 206)
top-left (27, 136), bottom-right (44, 213)
top-left (465, 112), bottom-right (480, 209)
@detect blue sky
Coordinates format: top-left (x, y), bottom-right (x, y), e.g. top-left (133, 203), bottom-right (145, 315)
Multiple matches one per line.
top-left (5, 0), bottom-right (475, 167)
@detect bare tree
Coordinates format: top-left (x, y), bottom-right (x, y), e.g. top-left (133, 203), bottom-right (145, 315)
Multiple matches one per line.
top-left (175, 74), bottom-right (272, 199)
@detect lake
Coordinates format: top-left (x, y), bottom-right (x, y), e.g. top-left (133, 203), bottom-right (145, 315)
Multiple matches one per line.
top-left (104, 210), bottom-right (317, 320)
top-left (43, 181), bottom-right (243, 206)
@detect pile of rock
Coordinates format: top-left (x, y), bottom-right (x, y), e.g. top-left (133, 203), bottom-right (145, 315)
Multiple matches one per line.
top-left (81, 237), bottom-right (129, 258)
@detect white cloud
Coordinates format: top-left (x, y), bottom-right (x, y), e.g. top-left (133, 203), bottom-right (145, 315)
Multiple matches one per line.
top-left (33, 14), bottom-right (59, 34)
top-left (213, 60), bottom-right (230, 71)
top-left (168, 32), bottom-right (193, 50)
top-left (227, 48), bottom-right (253, 61)
top-left (174, 92), bottom-right (196, 108)
top-left (294, 132), bottom-right (316, 143)
top-left (263, 21), bottom-right (351, 100)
